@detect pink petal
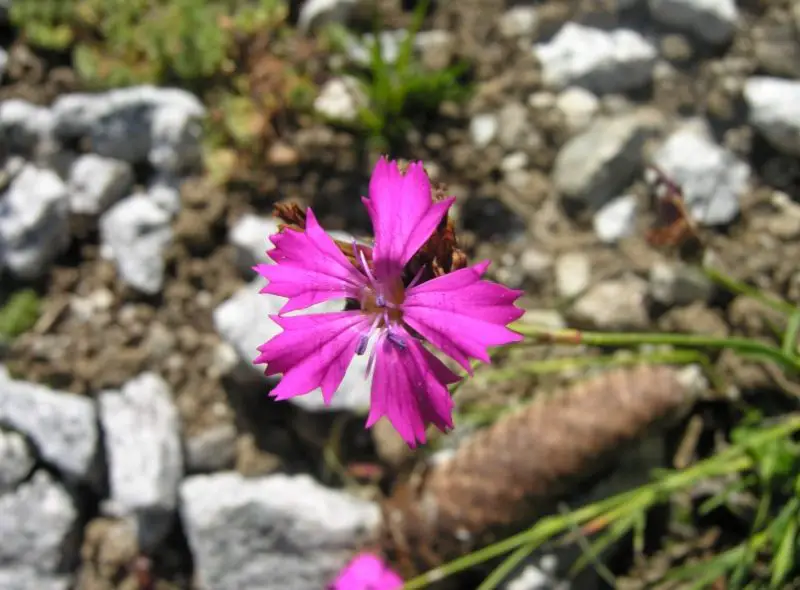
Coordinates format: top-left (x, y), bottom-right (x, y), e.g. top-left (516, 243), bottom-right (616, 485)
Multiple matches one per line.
top-left (363, 157), bottom-right (455, 278)
top-left (254, 311), bottom-right (370, 404)
top-left (367, 329), bottom-right (458, 448)
top-left (402, 261), bottom-right (524, 373)
top-left (255, 208), bottom-right (367, 313)
top-left (329, 553), bottom-right (403, 590)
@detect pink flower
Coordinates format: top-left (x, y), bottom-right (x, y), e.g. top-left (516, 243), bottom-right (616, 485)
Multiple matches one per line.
top-left (329, 553), bottom-right (403, 590)
top-left (254, 157), bottom-right (523, 446)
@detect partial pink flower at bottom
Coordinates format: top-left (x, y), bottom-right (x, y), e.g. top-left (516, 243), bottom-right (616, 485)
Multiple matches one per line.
top-left (254, 157), bottom-right (524, 446)
top-left (329, 553), bottom-right (403, 590)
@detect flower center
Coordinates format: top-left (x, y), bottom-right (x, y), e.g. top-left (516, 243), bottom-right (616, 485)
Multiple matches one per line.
top-left (351, 242), bottom-right (427, 363)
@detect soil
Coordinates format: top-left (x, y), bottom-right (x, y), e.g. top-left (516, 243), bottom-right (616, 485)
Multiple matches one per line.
top-left (1, 0), bottom-right (799, 588)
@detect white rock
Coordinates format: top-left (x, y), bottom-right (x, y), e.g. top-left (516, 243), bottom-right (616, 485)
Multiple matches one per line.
top-left (469, 113), bottom-right (499, 148)
top-left (554, 109), bottom-right (663, 210)
top-left (497, 102), bottom-right (533, 150)
top-left (99, 373), bottom-right (183, 550)
top-left (744, 77), bottom-right (800, 157)
top-left (149, 103), bottom-right (204, 172)
top-left (0, 100), bottom-right (54, 153)
top-left (212, 280), bottom-right (372, 412)
top-left (0, 569), bottom-right (71, 590)
top-left (298, 0), bottom-right (357, 33)
top-left (498, 6), bottom-right (539, 39)
top-left (0, 164), bottom-right (70, 279)
top-left (0, 428), bottom-right (35, 493)
top-left (534, 23), bottom-right (657, 94)
top-left (147, 175), bottom-right (182, 216)
top-left (313, 77), bottom-right (367, 123)
top-left (652, 125), bottom-right (750, 226)
top-left (229, 214), bottom-right (280, 273)
top-left (99, 194), bottom-right (173, 294)
top-left (0, 376), bottom-right (101, 487)
top-left (519, 248), bottom-right (554, 282)
top-left (342, 30), bottom-right (404, 66)
top-left (570, 277), bottom-right (650, 330)
top-left (180, 472), bottom-right (381, 590)
top-left (555, 253), bottom-right (591, 299)
top-left (556, 86), bottom-right (600, 133)
top-left (649, 261), bottom-right (714, 306)
top-left (649, 0), bottom-right (738, 45)
top-left (0, 470), bottom-right (80, 574)
top-left (592, 194), bottom-right (638, 243)
top-left (51, 86), bottom-right (205, 172)
top-left (67, 154), bottom-right (133, 215)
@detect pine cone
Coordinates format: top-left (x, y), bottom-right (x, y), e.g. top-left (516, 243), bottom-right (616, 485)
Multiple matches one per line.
top-left (381, 365), bottom-right (695, 577)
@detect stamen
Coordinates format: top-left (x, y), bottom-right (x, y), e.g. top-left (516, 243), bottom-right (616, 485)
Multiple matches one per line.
top-left (375, 294), bottom-right (386, 307)
top-left (355, 334), bottom-right (369, 355)
top-left (407, 265), bottom-right (426, 289)
top-left (353, 240), bottom-right (377, 285)
top-left (387, 330), bottom-right (407, 350)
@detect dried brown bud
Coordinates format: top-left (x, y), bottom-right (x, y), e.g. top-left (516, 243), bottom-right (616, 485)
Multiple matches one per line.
top-left (380, 365), bottom-right (694, 577)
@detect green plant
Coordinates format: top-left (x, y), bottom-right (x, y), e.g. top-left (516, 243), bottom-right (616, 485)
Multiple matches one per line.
top-left (0, 289), bottom-right (41, 341)
top-left (12, 0), bottom-right (288, 87)
top-left (328, 0), bottom-right (472, 149)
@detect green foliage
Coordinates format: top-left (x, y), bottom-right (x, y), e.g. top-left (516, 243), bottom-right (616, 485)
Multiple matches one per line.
top-left (11, 0), bottom-right (288, 87)
top-left (0, 289), bottom-right (41, 341)
top-left (329, 0), bottom-right (472, 149)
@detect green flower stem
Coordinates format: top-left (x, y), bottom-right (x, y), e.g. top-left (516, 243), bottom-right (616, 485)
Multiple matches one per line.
top-left (400, 415), bottom-right (800, 589)
top-left (703, 267), bottom-right (797, 317)
top-left (481, 349), bottom-right (709, 382)
top-left (509, 324), bottom-right (800, 374)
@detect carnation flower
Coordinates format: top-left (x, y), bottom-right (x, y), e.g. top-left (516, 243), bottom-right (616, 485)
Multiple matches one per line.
top-left (328, 553), bottom-right (403, 590)
top-left (254, 157), bottom-right (523, 446)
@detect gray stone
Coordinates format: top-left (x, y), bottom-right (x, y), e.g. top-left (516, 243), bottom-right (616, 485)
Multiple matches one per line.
top-left (0, 569), bottom-right (71, 590)
top-left (67, 154), bottom-right (134, 215)
top-left (0, 164), bottom-right (70, 279)
top-left (649, 261), bottom-right (714, 306)
top-left (519, 248), bottom-right (554, 283)
top-left (99, 373), bottom-right (183, 550)
top-left (652, 124), bottom-right (750, 226)
top-left (180, 472), bottom-right (381, 590)
top-left (0, 428), bottom-right (35, 493)
top-left (498, 6), bottom-right (539, 39)
top-left (0, 100), bottom-right (54, 153)
top-left (744, 77), bottom-right (800, 157)
top-left (534, 23), bottom-right (657, 94)
top-left (229, 214), bottom-right (280, 273)
top-left (0, 47), bottom-right (7, 81)
top-left (592, 194), bottom-right (638, 243)
top-left (0, 376), bottom-right (100, 487)
top-left (147, 175), bottom-right (182, 216)
top-left (51, 86), bottom-right (205, 172)
top-left (99, 194), bottom-right (173, 294)
top-left (554, 109), bottom-right (663, 211)
top-left (555, 86), bottom-right (600, 133)
top-left (212, 281), bottom-right (372, 412)
top-left (570, 277), bottom-right (650, 330)
top-left (469, 113), bottom-right (499, 148)
top-left (0, 470), bottom-right (80, 574)
top-left (185, 423), bottom-right (237, 474)
top-left (298, 0), bottom-right (356, 33)
top-left (649, 0), bottom-right (738, 45)
top-left (555, 252), bottom-right (591, 299)
top-left (497, 102), bottom-right (533, 151)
